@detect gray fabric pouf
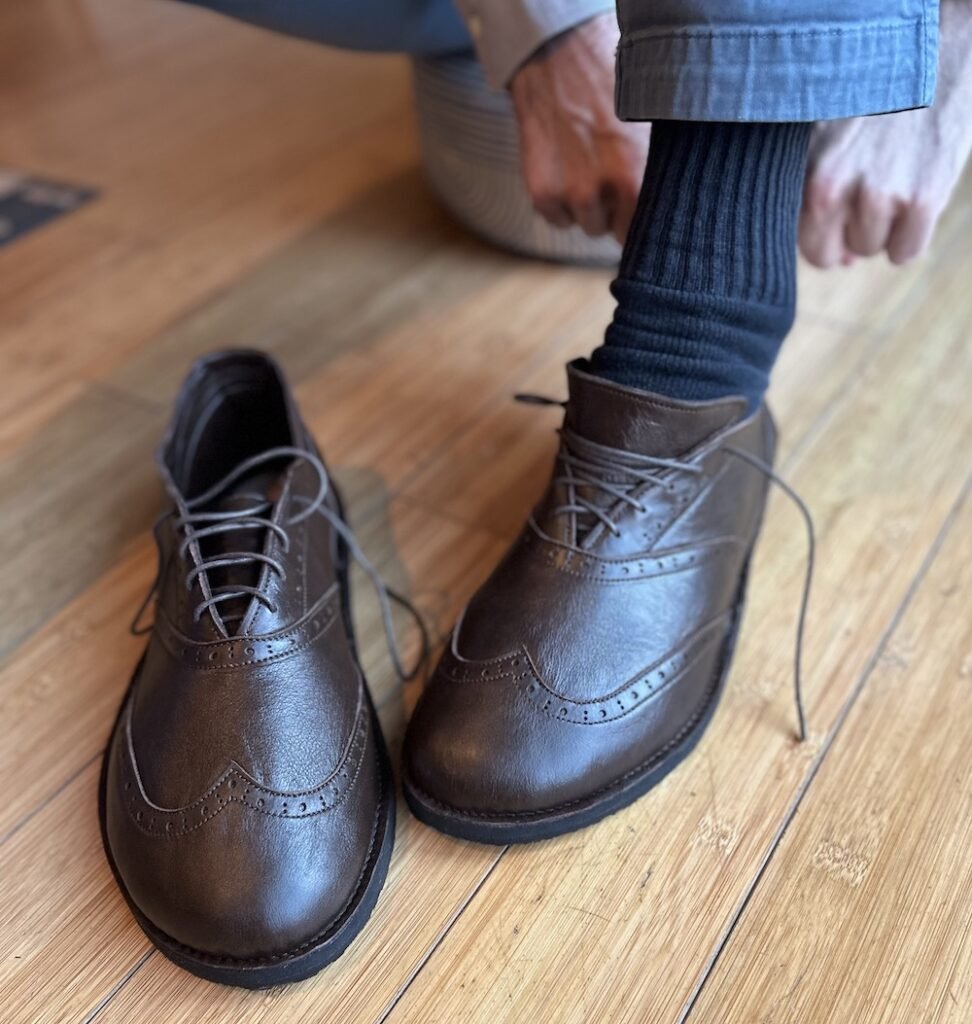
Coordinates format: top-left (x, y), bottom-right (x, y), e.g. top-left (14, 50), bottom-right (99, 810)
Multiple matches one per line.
top-left (413, 54), bottom-right (622, 267)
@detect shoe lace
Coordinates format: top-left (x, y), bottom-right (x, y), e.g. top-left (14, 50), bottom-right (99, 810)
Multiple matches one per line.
top-left (131, 445), bottom-right (429, 682)
top-left (517, 393), bottom-right (814, 742)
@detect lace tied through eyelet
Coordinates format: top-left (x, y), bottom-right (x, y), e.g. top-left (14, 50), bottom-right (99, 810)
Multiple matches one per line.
top-left (132, 445), bottom-right (428, 682)
top-left (518, 393), bottom-right (814, 742)
top-left (553, 428), bottom-right (704, 538)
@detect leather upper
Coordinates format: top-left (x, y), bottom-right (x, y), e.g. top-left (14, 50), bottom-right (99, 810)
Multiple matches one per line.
top-left (404, 360), bottom-right (776, 816)
top-left (104, 350), bottom-right (382, 961)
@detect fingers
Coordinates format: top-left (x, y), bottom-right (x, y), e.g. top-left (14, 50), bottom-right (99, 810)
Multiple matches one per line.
top-left (800, 175), bottom-right (939, 268)
top-left (557, 159), bottom-right (643, 241)
top-left (567, 183), bottom-right (610, 237)
top-left (843, 185), bottom-right (937, 264)
top-left (528, 175), bottom-right (637, 240)
top-left (517, 121), bottom-right (643, 239)
top-left (799, 175), bottom-right (852, 268)
top-left (531, 191), bottom-right (574, 231)
top-left (844, 184), bottom-right (895, 258)
top-left (887, 196), bottom-right (936, 265)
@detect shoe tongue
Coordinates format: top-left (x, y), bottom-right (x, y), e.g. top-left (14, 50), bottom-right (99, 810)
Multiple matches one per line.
top-left (565, 360), bottom-right (746, 458)
top-left (196, 465), bottom-right (288, 632)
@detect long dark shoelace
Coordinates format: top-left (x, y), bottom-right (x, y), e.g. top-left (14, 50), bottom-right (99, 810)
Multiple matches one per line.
top-left (518, 394), bottom-right (814, 741)
top-left (132, 446), bottom-right (428, 682)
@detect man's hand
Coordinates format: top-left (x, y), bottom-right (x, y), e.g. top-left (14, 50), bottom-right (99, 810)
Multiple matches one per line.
top-left (800, 1), bottom-right (972, 268)
top-left (509, 13), bottom-right (649, 244)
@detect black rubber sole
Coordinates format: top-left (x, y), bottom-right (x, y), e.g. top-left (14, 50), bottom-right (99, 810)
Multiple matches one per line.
top-left (98, 482), bottom-right (394, 988)
top-left (403, 563), bottom-right (750, 846)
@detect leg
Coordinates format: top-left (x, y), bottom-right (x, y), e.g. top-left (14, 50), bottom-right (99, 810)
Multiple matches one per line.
top-left (402, 3), bottom-right (940, 840)
top-left (590, 120), bottom-right (811, 412)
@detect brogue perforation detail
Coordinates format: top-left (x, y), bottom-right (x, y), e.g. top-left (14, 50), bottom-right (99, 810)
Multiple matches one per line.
top-left (440, 613), bottom-right (729, 725)
top-left (120, 701), bottom-right (370, 837)
top-left (524, 528), bottom-right (742, 584)
top-left (154, 588), bottom-right (340, 670)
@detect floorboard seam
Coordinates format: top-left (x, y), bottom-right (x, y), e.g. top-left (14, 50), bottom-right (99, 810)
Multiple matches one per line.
top-left (373, 848), bottom-right (510, 1024)
top-left (677, 468), bottom-right (972, 1023)
top-left (82, 950), bottom-right (155, 1024)
top-left (0, 751), bottom-right (101, 849)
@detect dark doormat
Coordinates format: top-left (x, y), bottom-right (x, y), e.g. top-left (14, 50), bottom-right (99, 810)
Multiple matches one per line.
top-left (0, 169), bottom-right (97, 248)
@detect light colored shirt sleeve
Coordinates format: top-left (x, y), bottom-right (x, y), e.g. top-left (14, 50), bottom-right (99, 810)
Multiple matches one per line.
top-left (453, 0), bottom-right (616, 88)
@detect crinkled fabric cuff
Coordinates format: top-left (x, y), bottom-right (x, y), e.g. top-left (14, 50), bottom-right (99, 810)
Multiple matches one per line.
top-left (615, 14), bottom-right (939, 122)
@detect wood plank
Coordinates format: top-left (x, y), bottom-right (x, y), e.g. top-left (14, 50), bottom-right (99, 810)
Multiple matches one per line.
top-left (396, 192), bottom-right (972, 538)
top-left (7, 176), bottom-right (970, 1024)
top-left (797, 255), bottom-right (923, 332)
top-left (0, 123), bottom-right (420, 457)
top-left (0, 178), bottom-right (529, 652)
top-left (0, 760), bottom-right (502, 1024)
top-left (380, 198), bottom-right (972, 1024)
top-left (0, 0), bottom-right (417, 452)
top-left (0, 763), bottom-right (149, 1024)
top-left (0, 542), bottom-right (149, 840)
top-left (0, 497), bottom-right (503, 1024)
top-left (103, 174), bottom-right (516, 407)
top-left (0, 385), bottom-right (163, 655)
top-left (689, 485), bottom-right (972, 1024)
top-left (0, 488), bottom-right (505, 830)
top-left (3, 3), bottom-right (970, 1021)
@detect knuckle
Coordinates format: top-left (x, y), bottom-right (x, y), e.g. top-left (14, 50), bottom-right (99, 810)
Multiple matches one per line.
top-left (565, 181), bottom-right (598, 212)
top-left (857, 186), bottom-right (892, 219)
top-left (800, 239), bottom-right (837, 269)
top-left (804, 175), bottom-right (844, 215)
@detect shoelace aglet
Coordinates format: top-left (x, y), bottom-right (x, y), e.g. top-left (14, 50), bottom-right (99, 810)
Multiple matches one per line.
top-left (513, 393), bottom-right (566, 408)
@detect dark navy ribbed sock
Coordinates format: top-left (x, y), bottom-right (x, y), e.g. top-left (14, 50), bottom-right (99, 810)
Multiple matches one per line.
top-left (589, 120), bottom-right (812, 411)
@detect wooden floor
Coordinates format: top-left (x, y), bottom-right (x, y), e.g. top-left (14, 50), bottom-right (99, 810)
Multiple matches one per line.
top-left (2, 2), bottom-right (971, 1022)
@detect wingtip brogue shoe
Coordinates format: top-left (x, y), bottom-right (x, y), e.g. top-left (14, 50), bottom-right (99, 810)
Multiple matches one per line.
top-left (101, 350), bottom-right (395, 987)
top-left (403, 359), bottom-right (777, 843)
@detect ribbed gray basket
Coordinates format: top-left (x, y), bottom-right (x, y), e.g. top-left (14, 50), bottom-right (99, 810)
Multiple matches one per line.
top-left (413, 54), bottom-right (621, 266)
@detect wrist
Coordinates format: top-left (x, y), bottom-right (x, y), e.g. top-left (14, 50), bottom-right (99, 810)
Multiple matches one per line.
top-left (457, 0), bottom-right (615, 89)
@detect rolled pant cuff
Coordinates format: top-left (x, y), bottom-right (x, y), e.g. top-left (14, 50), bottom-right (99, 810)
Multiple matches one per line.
top-left (615, 15), bottom-right (938, 123)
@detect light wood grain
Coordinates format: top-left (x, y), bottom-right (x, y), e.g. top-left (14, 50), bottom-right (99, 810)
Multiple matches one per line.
top-left (1, 2), bottom-right (970, 1023)
top-left (0, 0), bottom-right (417, 455)
top-left (383, 214), bottom-right (972, 1024)
top-left (689, 487), bottom-right (972, 1024)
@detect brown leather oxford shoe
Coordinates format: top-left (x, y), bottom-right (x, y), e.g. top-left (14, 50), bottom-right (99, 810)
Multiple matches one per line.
top-left (404, 359), bottom-right (789, 843)
top-left (101, 351), bottom-right (398, 987)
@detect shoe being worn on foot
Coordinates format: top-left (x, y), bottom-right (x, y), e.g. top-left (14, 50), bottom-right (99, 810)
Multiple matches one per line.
top-left (101, 350), bottom-right (419, 987)
top-left (403, 359), bottom-right (810, 844)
